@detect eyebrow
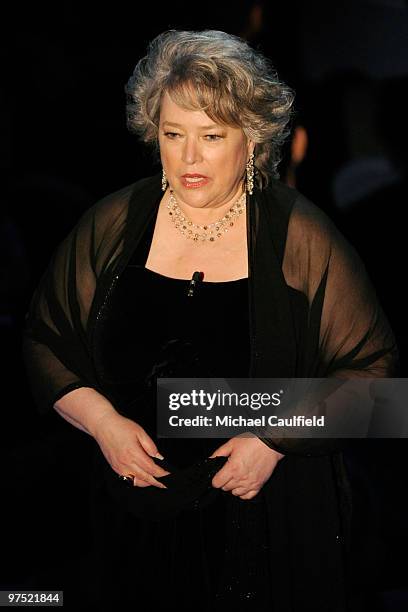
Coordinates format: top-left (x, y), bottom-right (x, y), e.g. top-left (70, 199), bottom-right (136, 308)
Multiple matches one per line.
top-left (162, 121), bottom-right (222, 130)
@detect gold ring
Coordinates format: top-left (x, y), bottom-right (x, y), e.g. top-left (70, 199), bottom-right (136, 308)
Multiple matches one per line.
top-left (118, 474), bottom-right (135, 484)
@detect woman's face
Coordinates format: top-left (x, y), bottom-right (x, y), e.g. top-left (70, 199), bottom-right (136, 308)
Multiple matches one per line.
top-left (158, 90), bottom-right (254, 209)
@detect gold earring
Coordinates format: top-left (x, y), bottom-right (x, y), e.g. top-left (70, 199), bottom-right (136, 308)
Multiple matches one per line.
top-left (162, 169), bottom-right (168, 192)
top-left (246, 153), bottom-right (254, 195)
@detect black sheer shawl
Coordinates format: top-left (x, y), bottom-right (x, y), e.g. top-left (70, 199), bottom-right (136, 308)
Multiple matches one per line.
top-left (22, 173), bottom-right (399, 456)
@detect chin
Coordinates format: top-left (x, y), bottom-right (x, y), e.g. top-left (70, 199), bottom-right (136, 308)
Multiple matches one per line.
top-left (174, 186), bottom-right (215, 207)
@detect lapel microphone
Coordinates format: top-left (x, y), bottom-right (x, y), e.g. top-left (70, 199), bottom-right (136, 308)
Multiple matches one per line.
top-left (187, 271), bottom-right (204, 297)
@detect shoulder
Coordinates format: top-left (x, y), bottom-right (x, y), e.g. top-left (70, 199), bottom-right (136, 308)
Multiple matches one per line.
top-left (79, 173), bottom-right (161, 232)
top-left (270, 180), bottom-right (344, 245)
top-left (264, 179), bottom-right (335, 231)
top-left (260, 179), bottom-right (338, 253)
top-left (90, 173), bottom-right (160, 216)
top-left (264, 181), bottom-right (360, 272)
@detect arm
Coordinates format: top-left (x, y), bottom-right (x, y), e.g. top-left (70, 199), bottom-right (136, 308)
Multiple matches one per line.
top-left (22, 183), bottom-right (134, 416)
top-left (53, 387), bottom-right (119, 437)
top-left (258, 193), bottom-right (399, 456)
top-left (22, 182), bottom-right (171, 487)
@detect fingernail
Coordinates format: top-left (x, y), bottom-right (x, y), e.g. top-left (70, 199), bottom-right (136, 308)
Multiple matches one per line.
top-left (155, 452), bottom-right (165, 460)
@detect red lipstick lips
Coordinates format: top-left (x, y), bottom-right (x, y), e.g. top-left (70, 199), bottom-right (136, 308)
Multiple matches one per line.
top-left (180, 173), bottom-right (210, 189)
top-left (182, 173), bottom-right (208, 178)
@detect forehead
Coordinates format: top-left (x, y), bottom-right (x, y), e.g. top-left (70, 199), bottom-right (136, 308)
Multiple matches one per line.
top-left (159, 90), bottom-right (220, 127)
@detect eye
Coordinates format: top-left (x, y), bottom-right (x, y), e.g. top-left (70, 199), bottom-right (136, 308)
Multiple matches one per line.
top-left (204, 134), bottom-right (223, 141)
top-left (163, 132), bottom-right (181, 139)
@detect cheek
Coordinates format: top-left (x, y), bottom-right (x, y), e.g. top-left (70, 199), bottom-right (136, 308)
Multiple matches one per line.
top-left (159, 141), bottom-right (174, 167)
top-left (218, 146), bottom-right (247, 176)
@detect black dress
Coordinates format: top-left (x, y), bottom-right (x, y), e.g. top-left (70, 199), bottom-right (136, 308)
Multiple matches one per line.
top-left (87, 212), bottom-right (308, 611)
top-left (22, 174), bottom-right (400, 611)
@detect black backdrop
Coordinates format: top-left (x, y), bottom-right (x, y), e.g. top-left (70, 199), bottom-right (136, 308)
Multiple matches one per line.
top-left (1, 2), bottom-right (407, 610)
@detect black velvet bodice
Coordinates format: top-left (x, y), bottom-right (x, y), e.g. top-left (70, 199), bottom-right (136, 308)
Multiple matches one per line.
top-left (96, 265), bottom-right (251, 403)
top-left (92, 211), bottom-right (251, 469)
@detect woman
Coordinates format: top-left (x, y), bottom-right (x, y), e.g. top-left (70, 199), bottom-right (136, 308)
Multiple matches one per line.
top-left (22, 30), bottom-right (398, 611)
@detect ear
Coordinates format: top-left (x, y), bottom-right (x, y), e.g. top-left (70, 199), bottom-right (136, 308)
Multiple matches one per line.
top-left (247, 139), bottom-right (256, 158)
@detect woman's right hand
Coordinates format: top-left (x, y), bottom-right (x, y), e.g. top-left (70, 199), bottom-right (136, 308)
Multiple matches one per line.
top-left (93, 411), bottom-right (170, 488)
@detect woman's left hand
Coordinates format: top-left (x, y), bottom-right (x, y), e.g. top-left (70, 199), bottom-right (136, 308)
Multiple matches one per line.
top-left (208, 433), bottom-right (285, 500)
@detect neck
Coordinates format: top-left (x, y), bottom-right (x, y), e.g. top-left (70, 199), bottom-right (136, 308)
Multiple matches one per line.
top-left (167, 184), bottom-right (246, 224)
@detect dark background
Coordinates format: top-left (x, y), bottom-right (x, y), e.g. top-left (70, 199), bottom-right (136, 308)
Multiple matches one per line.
top-left (1, 1), bottom-right (407, 610)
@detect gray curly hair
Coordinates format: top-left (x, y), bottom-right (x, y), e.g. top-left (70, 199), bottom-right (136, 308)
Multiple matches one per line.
top-left (125, 30), bottom-right (296, 189)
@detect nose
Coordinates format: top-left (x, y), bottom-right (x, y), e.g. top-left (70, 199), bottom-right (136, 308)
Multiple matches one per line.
top-left (181, 137), bottom-right (203, 165)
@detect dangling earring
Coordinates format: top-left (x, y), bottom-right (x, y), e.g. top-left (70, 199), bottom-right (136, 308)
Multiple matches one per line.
top-left (246, 153), bottom-right (254, 196)
top-left (162, 168), bottom-right (168, 192)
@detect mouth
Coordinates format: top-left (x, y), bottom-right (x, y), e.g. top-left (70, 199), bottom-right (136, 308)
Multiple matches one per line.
top-left (180, 174), bottom-right (210, 189)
